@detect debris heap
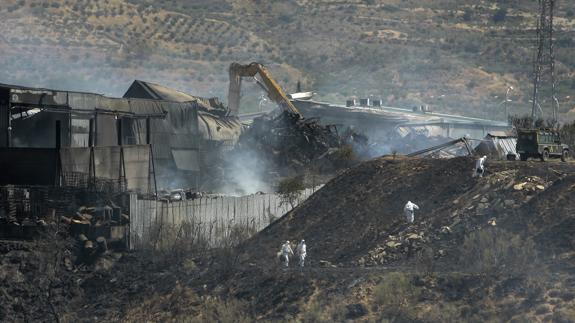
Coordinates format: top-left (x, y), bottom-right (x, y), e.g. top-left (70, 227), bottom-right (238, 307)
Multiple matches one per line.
top-left (61, 204), bottom-right (129, 265)
top-left (233, 112), bottom-right (362, 174)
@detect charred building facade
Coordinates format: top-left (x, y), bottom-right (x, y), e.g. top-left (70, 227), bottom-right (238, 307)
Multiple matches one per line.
top-left (0, 81), bottom-right (243, 242)
top-left (0, 81), bottom-right (242, 192)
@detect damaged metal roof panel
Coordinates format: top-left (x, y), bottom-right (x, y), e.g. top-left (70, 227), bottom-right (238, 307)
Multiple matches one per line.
top-left (294, 99), bottom-right (510, 127)
top-left (66, 92), bottom-right (168, 117)
top-left (198, 111), bottom-right (243, 143)
top-left (124, 80), bottom-right (200, 102)
top-left (395, 125), bottom-right (446, 138)
top-left (123, 80), bottom-right (228, 115)
top-left (475, 135), bottom-right (518, 160)
top-left (1, 83), bottom-right (168, 118)
top-left (486, 131), bottom-right (514, 138)
top-left (123, 80), bottom-right (243, 143)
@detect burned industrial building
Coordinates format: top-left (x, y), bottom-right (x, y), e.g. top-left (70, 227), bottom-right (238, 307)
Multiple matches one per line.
top-left (0, 80), bottom-right (247, 249)
top-left (0, 81), bottom-right (247, 191)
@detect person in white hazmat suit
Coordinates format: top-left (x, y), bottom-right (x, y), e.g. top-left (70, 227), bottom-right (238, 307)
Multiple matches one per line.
top-left (280, 240), bottom-right (294, 267)
top-left (403, 201), bottom-right (419, 223)
top-left (296, 240), bottom-right (307, 267)
top-left (474, 156), bottom-right (487, 178)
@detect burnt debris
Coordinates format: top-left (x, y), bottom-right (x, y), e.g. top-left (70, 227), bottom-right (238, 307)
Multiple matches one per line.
top-left (232, 111), bottom-right (365, 176)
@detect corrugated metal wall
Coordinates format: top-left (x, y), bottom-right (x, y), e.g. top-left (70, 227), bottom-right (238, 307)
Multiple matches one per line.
top-left (129, 187), bottom-right (320, 250)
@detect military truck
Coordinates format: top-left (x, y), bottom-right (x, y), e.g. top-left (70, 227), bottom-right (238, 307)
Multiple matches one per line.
top-left (515, 128), bottom-right (569, 162)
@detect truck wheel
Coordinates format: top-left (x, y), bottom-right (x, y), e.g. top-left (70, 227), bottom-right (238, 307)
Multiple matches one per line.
top-left (520, 154), bottom-right (528, 161)
top-left (561, 150), bottom-right (569, 162)
top-left (541, 149), bottom-right (549, 162)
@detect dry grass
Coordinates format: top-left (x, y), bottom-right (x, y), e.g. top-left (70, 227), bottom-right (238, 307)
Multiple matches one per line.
top-left (457, 227), bottom-right (537, 278)
top-left (373, 272), bottom-right (420, 320)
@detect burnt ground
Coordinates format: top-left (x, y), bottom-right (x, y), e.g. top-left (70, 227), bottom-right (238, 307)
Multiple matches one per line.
top-left (240, 157), bottom-right (575, 266)
top-left (2, 157), bottom-right (575, 322)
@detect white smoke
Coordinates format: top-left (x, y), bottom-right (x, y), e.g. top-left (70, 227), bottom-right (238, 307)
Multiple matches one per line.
top-left (225, 148), bottom-right (272, 195)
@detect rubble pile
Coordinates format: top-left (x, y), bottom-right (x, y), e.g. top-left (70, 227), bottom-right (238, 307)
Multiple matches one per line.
top-left (233, 111), bottom-right (363, 174)
top-left (512, 176), bottom-right (548, 192)
top-left (360, 231), bottom-right (427, 266)
top-left (60, 204), bottom-right (129, 265)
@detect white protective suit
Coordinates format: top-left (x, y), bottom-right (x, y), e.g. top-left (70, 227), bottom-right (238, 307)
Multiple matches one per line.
top-left (474, 156), bottom-right (487, 178)
top-left (281, 241), bottom-right (294, 267)
top-left (403, 201), bottom-right (420, 223)
top-left (296, 240), bottom-right (307, 267)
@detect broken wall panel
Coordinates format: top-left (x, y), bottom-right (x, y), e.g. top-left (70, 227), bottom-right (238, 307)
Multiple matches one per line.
top-left (171, 149), bottom-right (200, 172)
top-left (130, 102), bottom-right (201, 189)
top-left (93, 146), bottom-right (123, 191)
top-left (71, 118), bottom-right (90, 147)
top-left (11, 111), bottom-right (71, 148)
top-left (60, 147), bottom-right (92, 187)
top-left (10, 88), bottom-right (64, 106)
top-left (123, 145), bottom-right (153, 193)
top-left (60, 145), bottom-right (154, 194)
top-left (95, 114), bottom-right (117, 146)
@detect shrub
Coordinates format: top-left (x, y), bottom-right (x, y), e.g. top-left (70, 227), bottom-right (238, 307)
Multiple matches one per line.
top-left (197, 297), bottom-right (252, 323)
top-left (416, 246), bottom-right (435, 276)
top-left (493, 8), bottom-right (508, 23)
top-left (552, 306), bottom-right (575, 323)
top-left (422, 303), bottom-right (461, 323)
top-left (374, 272), bottom-right (420, 319)
top-left (466, 79), bottom-right (478, 89)
top-left (277, 175), bottom-right (305, 209)
top-left (125, 285), bottom-right (253, 322)
top-left (300, 294), bottom-right (349, 322)
top-left (278, 13), bottom-right (294, 24)
top-left (334, 144), bottom-right (355, 162)
top-left (462, 10), bottom-right (473, 22)
top-left (212, 222), bottom-right (257, 278)
top-left (458, 228), bottom-right (536, 277)
top-left (508, 115), bottom-right (551, 130)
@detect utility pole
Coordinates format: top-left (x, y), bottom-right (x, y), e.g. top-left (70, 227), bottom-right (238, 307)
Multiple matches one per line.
top-left (505, 86), bottom-right (513, 124)
top-left (531, 0), bottom-right (558, 126)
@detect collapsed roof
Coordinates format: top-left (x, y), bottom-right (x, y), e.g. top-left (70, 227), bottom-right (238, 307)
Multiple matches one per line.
top-left (0, 83), bottom-right (169, 119)
top-left (123, 80), bottom-right (228, 117)
top-left (123, 80), bottom-right (243, 143)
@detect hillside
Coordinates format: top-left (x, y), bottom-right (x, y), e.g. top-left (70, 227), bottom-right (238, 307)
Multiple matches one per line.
top-left (240, 157), bottom-right (575, 266)
top-left (1, 0), bottom-right (575, 118)
top-left (222, 157), bottom-right (575, 321)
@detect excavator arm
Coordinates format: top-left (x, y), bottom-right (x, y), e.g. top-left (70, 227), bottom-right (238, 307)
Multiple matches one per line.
top-left (228, 62), bottom-right (302, 118)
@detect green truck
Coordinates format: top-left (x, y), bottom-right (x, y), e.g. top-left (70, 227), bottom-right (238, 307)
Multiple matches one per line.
top-left (515, 128), bottom-right (569, 162)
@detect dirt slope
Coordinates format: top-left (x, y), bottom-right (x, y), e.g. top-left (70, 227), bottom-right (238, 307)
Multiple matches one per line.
top-left (240, 156), bottom-right (575, 267)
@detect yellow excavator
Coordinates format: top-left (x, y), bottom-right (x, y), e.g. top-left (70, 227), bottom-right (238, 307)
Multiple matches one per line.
top-left (227, 62), bottom-right (302, 118)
